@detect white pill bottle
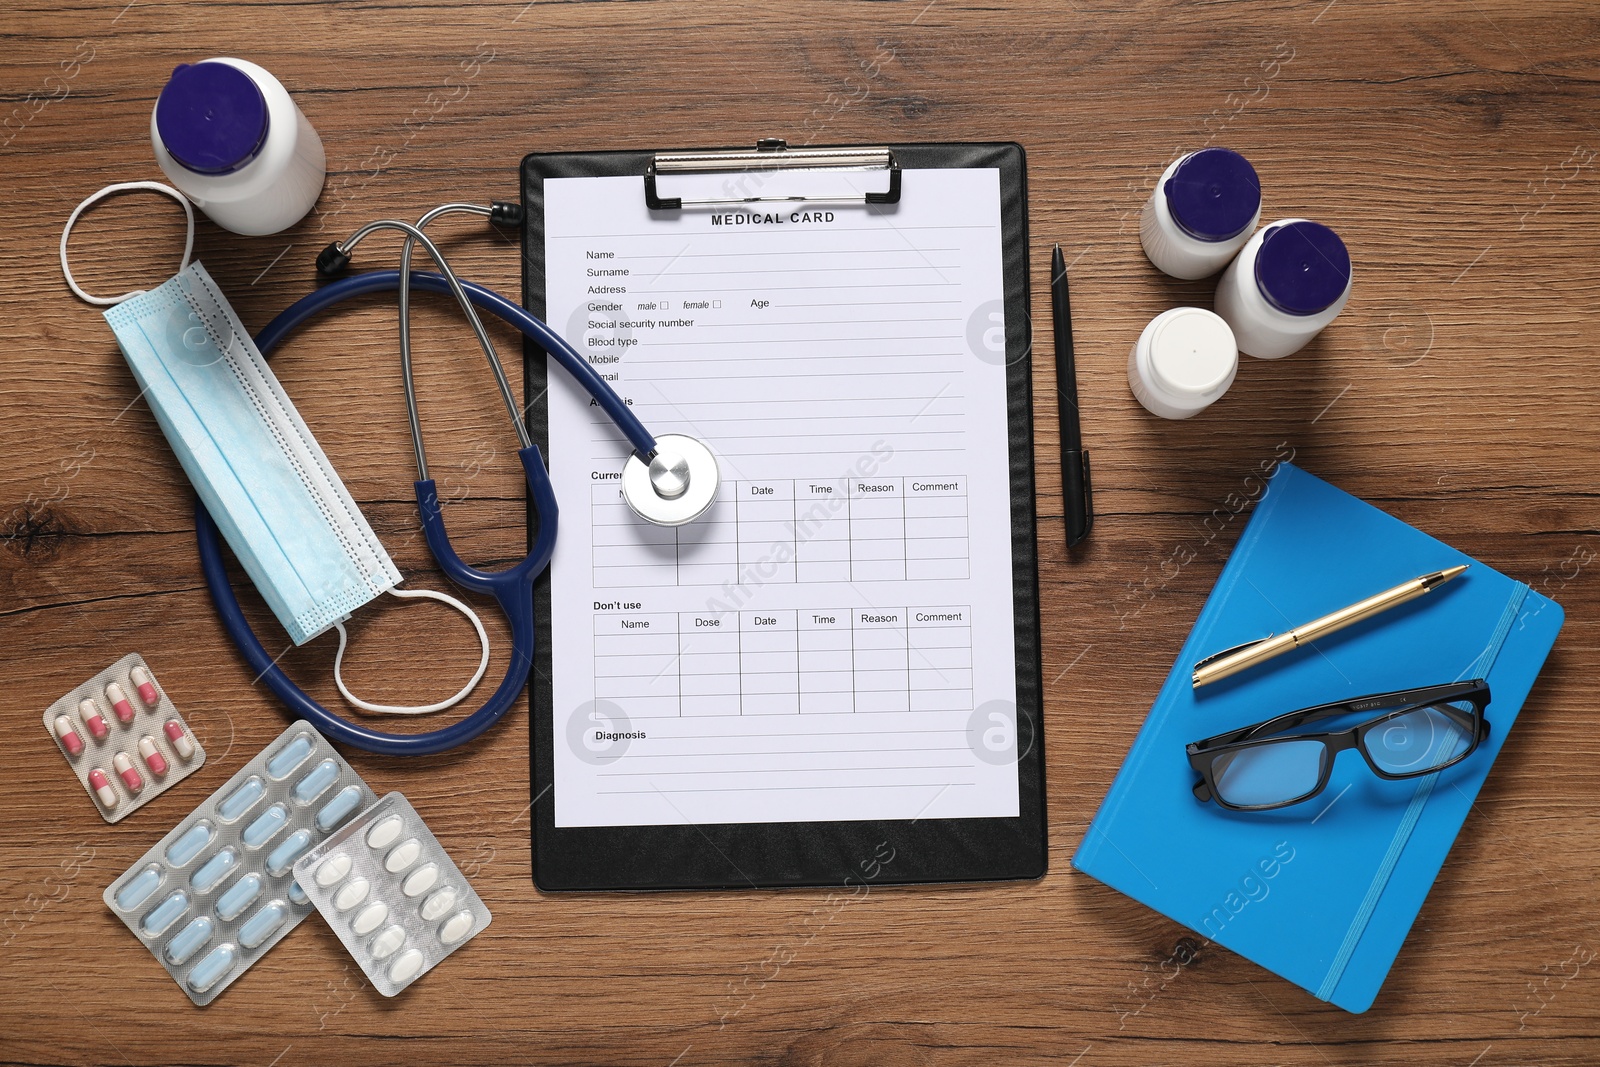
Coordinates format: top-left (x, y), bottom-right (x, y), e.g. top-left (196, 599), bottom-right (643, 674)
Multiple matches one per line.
top-left (1214, 219), bottom-right (1352, 359)
top-left (1140, 147), bottom-right (1262, 280)
top-left (1128, 307), bottom-right (1239, 420)
top-left (150, 58), bottom-right (325, 236)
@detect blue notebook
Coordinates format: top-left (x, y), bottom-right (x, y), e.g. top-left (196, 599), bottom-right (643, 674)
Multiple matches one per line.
top-left (1072, 463), bottom-right (1563, 1013)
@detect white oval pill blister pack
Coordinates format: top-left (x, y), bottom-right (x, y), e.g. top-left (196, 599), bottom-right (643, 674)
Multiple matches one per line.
top-left (42, 653), bottom-right (206, 823)
top-left (103, 720), bottom-right (377, 1005)
top-left (293, 792), bottom-right (492, 997)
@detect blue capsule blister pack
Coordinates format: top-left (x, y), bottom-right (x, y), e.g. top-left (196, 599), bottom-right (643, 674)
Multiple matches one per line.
top-left (103, 720), bottom-right (376, 1005)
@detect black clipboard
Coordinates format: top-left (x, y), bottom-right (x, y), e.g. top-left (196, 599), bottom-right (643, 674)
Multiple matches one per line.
top-left (520, 141), bottom-right (1044, 890)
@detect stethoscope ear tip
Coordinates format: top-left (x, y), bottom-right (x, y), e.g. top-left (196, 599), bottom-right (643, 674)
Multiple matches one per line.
top-left (316, 242), bottom-right (351, 276)
top-left (490, 201), bottom-right (524, 228)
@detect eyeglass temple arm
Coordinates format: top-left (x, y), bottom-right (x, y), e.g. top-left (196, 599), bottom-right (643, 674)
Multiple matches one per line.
top-left (1191, 680), bottom-right (1489, 752)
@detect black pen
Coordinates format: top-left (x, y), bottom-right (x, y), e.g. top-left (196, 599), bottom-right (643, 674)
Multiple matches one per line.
top-left (1052, 243), bottom-right (1093, 547)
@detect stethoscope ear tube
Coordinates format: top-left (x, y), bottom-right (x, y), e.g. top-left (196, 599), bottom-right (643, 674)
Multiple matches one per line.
top-left (414, 447), bottom-right (559, 596)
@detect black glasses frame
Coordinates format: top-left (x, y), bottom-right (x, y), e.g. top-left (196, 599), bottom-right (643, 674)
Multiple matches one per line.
top-left (1187, 680), bottom-right (1492, 812)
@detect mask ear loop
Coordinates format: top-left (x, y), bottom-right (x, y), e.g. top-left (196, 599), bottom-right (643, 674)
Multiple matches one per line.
top-left (332, 588), bottom-right (491, 715)
top-left (61, 181), bottom-right (196, 305)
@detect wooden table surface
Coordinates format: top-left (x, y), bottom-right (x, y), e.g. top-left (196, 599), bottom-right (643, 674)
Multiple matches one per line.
top-left (4, 1), bottom-right (1598, 1064)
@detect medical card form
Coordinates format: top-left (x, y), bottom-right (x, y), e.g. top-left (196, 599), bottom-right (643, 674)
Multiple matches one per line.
top-left (543, 169), bottom-right (1019, 829)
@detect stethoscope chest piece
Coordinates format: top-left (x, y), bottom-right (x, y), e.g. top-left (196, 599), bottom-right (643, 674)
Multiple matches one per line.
top-left (623, 433), bottom-right (719, 526)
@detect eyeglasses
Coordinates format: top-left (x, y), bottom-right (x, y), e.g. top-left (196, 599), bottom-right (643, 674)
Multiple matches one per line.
top-left (1187, 680), bottom-right (1491, 812)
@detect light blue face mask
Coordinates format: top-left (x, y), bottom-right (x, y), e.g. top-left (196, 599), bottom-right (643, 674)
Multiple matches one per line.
top-left (103, 259), bottom-right (400, 645)
top-left (64, 182), bottom-right (488, 714)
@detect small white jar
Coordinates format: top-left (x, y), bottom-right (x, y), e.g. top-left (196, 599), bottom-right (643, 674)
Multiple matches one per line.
top-left (151, 58), bottom-right (325, 236)
top-left (1213, 218), bottom-right (1352, 359)
top-left (1128, 308), bottom-right (1239, 420)
top-left (1140, 148), bottom-right (1262, 280)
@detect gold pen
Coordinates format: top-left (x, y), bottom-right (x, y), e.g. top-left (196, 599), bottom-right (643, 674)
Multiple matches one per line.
top-left (1191, 564), bottom-right (1470, 688)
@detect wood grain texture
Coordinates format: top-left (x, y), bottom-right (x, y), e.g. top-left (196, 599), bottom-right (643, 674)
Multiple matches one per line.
top-left (3, 0), bottom-right (1598, 1063)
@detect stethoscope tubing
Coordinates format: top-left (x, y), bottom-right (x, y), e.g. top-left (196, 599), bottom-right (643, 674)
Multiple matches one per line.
top-left (198, 268), bottom-right (592, 756)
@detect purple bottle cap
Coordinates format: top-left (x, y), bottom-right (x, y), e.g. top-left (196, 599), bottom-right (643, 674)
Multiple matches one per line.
top-left (1162, 148), bottom-right (1261, 242)
top-left (1253, 221), bottom-right (1352, 316)
top-left (155, 62), bottom-right (270, 175)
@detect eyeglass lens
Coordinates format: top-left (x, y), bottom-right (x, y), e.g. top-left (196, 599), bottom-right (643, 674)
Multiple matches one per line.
top-left (1211, 700), bottom-right (1476, 808)
top-left (1212, 739), bottom-right (1327, 808)
top-left (1362, 700), bottom-right (1475, 775)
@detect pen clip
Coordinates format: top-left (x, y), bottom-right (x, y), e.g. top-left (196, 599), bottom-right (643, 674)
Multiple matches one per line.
top-left (1082, 450), bottom-right (1093, 535)
top-left (1192, 635), bottom-right (1273, 672)
top-left (1065, 449), bottom-right (1092, 547)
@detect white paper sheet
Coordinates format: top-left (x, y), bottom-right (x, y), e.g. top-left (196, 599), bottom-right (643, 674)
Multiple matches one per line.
top-left (544, 167), bottom-right (1019, 827)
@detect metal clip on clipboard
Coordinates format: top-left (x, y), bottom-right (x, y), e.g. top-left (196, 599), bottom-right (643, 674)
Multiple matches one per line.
top-left (644, 138), bottom-right (902, 210)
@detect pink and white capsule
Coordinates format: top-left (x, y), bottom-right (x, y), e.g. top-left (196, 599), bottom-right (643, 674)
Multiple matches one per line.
top-left (138, 736), bottom-right (168, 776)
top-left (106, 682), bottom-right (135, 724)
top-left (78, 698), bottom-right (108, 740)
top-left (53, 715), bottom-right (84, 756)
top-left (163, 720), bottom-right (195, 760)
top-left (130, 665), bottom-right (159, 706)
top-left (113, 751), bottom-right (143, 792)
top-left (88, 768), bottom-right (118, 808)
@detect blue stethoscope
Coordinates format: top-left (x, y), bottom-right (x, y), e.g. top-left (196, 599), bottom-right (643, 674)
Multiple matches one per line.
top-left (197, 203), bottom-right (719, 757)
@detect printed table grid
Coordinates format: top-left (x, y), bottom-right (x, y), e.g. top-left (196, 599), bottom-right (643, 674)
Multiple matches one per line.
top-left (592, 476), bottom-right (969, 588)
top-left (592, 606), bottom-right (973, 718)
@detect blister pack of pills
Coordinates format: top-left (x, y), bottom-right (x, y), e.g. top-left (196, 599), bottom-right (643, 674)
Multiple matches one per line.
top-left (103, 720), bottom-right (377, 1005)
top-left (42, 653), bottom-right (206, 823)
top-left (293, 792), bottom-right (492, 997)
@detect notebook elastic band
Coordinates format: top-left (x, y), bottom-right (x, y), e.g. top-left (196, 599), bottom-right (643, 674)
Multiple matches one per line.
top-left (1317, 582), bottom-right (1529, 1002)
